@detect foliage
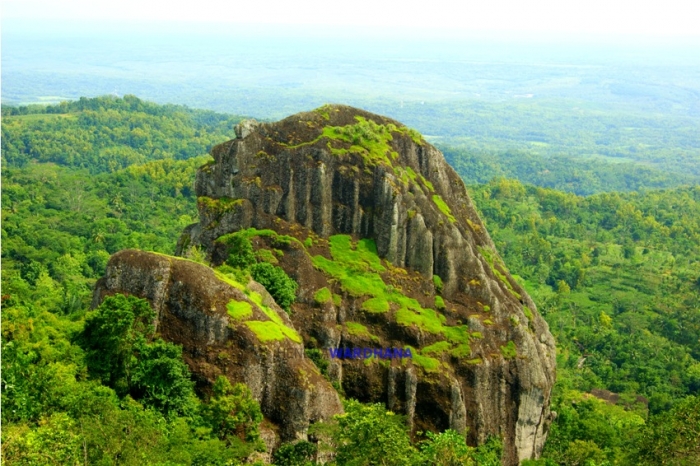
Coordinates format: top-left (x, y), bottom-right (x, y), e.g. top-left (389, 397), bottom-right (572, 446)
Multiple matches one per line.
top-left (0, 100), bottom-right (266, 463)
top-left (332, 399), bottom-right (420, 465)
top-left (419, 429), bottom-right (474, 466)
top-left (305, 348), bottom-right (330, 377)
top-left (250, 262), bottom-right (298, 313)
top-left (273, 441), bottom-right (317, 466)
top-left (633, 395), bottom-right (700, 465)
top-left (469, 179), bottom-right (700, 405)
top-left (223, 233), bottom-right (257, 269)
top-left (542, 385), bottom-right (645, 465)
top-left (202, 376), bottom-right (264, 448)
top-left (4, 96), bottom-right (700, 463)
top-left (78, 294), bottom-right (197, 417)
top-left (432, 195), bottom-right (456, 222)
top-left (1, 95), bottom-right (241, 174)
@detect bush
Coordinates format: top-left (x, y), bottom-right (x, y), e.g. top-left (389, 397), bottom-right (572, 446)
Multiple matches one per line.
top-left (333, 400), bottom-right (420, 465)
top-left (224, 234), bottom-right (256, 269)
top-left (273, 441), bottom-right (317, 466)
top-left (305, 348), bottom-right (329, 377)
top-left (250, 262), bottom-right (298, 312)
top-left (203, 376), bottom-right (264, 449)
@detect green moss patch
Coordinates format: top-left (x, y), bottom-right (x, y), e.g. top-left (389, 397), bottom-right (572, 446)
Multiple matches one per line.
top-left (232, 289), bottom-right (302, 343)
top-left (227, 300), bottom-right (253, 321)
top-left (346, 322), bottom-right (379, 342)
top-left (255, 248), bottom-right (278, 264)
top-left (433, 274), bottom-right (443, 293)
top-left (442, 325), bottom-right (470, 345)
top-left (450, 344), bottom-right (472, 358)
top-left (432, 195), bottom-right (456, 223)
top-left (434, 296), bottom-right (446, 310)
top-left (245, 321), bottom-right (300, 343)
top-left (214, 270), bottom-right (246, 291)
top-left (361, 297), bottom-right (390, 313)
top-left (197, 196), bottom-right (244, 218)
top-left (411, 352), bottom-right (441, 372)
top-left (419, 175), bottom-right (435, 192)
top-left (314, 287), bottom-right (332, 304)
top-left (322, 117), bottom-right (397, 167)
top-left (395, 307), bottom-right (444, 334)
top-left (421, 341), bottom-right (451, 355)
top-left (282, 113), bottom-right (425, 168)
top-left (500, 341), bottom-right (517, 359)
top-left (477, 245), bottom-right (521, 299)
top-left (312, 234), bottom-right (474, 361)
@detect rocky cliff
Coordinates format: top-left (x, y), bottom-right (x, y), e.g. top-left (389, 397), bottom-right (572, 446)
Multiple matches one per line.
top-left (93, 104), bottom-right (556, 464)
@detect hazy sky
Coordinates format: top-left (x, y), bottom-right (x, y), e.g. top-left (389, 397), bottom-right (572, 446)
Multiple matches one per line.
top-left (3, 0), bottom-right (699, 37)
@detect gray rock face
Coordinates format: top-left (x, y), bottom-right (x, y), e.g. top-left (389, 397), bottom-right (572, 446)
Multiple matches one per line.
top-left (173, 105), bottom-right (556, 464)
top-left (92, 249), bottom-right (343, 443)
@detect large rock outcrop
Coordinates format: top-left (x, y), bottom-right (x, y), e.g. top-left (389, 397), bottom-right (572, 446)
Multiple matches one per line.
top-left (95, 104), bottom-right (556, 464)
top-left (92, 250), bottom-right (343, 446)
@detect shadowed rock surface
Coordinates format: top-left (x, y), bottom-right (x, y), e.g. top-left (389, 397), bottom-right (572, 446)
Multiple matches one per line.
top-left (96, 105), bottom-right (556, 464)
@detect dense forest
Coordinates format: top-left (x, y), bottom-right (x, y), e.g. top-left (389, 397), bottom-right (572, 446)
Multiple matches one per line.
top-left (2, 96), bottom-right (699, 465)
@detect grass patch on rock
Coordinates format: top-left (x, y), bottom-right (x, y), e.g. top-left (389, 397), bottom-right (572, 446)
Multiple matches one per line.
top-left (314, 287), bottom-right (332, 304)
top-left (361, 297), bottom-right (390, 313)
top-left (421, 341), bottom-right (451, 355)
top-left (500, 340), bottom-right (517, 360)
top-left (432, 194), bottom-right (456, 223)
top-left (227, 300), bottom-right (253, 321)
top-left (411, 352), bottom-right (441, 373)
top-left (245, 320), bottom-right (300, 343)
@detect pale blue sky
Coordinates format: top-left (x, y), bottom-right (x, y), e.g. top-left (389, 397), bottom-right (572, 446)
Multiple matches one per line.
top-left (3, 0), bottom-right (699, 37)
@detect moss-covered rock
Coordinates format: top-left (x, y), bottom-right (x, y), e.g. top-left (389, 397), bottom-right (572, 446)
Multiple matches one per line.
top-left (92, 249), bottom-right (342, 444)
top-left (162, 105), bottom-right (555, 464)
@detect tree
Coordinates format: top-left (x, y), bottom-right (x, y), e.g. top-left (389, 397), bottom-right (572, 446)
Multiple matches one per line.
top-left (202, 376), bottom-right (264, 450)
top-left (634, 396), bottom-right (700, 465)
top-left (332, 399), bottom-right (420, 466)
top-left (273, 441), bottom-right (317, 466)
top-left (419, 429), bottom-right (474, 466)
top-left (250, 262), bottom-right (298, 312)
top-left (78, 294), bottom-right (196, 417)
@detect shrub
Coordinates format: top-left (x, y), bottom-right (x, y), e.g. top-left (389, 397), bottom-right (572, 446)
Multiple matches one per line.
top-left (203, 376), bottom-right (264, 450)
top-left (250, 262), bottom-right (298, 312)
top-left (224, 234), bottom-right (256, 269)
top-left (273, 441), bottom-right (317, 466)
top-left (333, 400), bottom-right (420, 465)
top-left (305, 348), bottom-right (329, 377)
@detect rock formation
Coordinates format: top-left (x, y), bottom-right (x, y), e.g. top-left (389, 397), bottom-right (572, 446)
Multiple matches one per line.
top-left (93, 104), bottom-right (556, 464)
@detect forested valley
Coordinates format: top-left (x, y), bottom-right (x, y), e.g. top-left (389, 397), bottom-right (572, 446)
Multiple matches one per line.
top-left (2, 96), bottom-right (698, 465)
